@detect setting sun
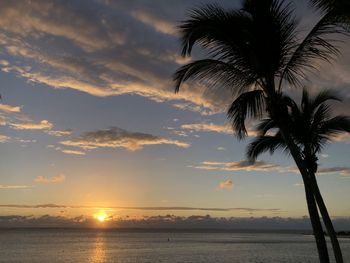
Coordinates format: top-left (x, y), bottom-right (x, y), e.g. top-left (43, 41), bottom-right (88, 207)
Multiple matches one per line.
top-left (94, 212), bottom-right (108, 222)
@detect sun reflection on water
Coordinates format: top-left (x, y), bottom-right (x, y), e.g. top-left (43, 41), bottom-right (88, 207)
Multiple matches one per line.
top-left (89, 233), bottom-right (106, 263)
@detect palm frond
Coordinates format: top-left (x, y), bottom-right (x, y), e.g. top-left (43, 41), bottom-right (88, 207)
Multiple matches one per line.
top-left (227, 90), bottom-right (265, 139)
top-left (309, 89), bottom-right (341, 110)
top-left (173, 59), bottom-right (256, 94)
top-left (309, 0), bottom-right (335, 12)
top-left (310, 0), bottom-right (350, 31)
top-left (279, 10), bottom-right (346, 88)
top-left (310, 104), bottom-right (331, 135)
top-left (246, 133), bottom-right (287, 162)
top-left (317, 116), bottom-right (350, 138)
top-left (255, 118), bottom-right (277, 136)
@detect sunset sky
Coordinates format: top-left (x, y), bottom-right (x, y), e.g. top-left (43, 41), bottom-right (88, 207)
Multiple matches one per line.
top-left (0, 0), bottom-right (349, 227)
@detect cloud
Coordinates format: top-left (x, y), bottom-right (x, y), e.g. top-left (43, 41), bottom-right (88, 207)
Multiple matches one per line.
top-left (0, 1), bottom-right (113, 52)
top-left (131, 10), bottom-right (176, 35)
top-left (45, 129), bottom-right (72, 137)
top-left (0, 203), bottom-right (280, 212)
top-left (0, 1), bottom-right (233, 116)
top-left (0, 135), bottom-right (10, 143)
top-left (60, 149), bottom-right (86, 156)
top-left (2, 213), bottom-right (350, 230)
top-left (193, 160), bottom-right (350, 177)
top-left (219, 179), bottom-right (234, 189)
top-left (181, 122), bottom-right (258, 137)
top-left (193, 160), bottom-right (288, 173)
top-left (10, 120), bottom-right (53, 130)
top-left (318, 167), bottom-right (350, 176)
top-left (35, 174), bottom-right (65, 184)
top-left (0, 0), bottom-right (349, 121)
top-left (0, 185), bottom-right (32, 189)
top-left (0, 103), bottom-right (21, 113)
top-left (333, 133), bottom-right (350, 142)
top-left (60, 127), bottom-right (190, 151)
top-left (181, 123), bottom-right (232, 134)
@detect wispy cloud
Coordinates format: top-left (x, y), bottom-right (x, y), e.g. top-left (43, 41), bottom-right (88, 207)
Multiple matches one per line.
top-left (60, 149), bottom-right (86, 156)
top-left (192, 160), bottom-right (288, 173)
top-left (131, 10), bottom-right (176, 35)
top-left (0, 135), bottom-right (10, 143)
top-left (318, 167), bottom-right (350, 176)
top-left (45, 129), bottom-right (72, 137)
top-left (0, 203), bottom-right (280, 212)
top-left (181, 122), bottom-right (258, 137)
top-left (0, 185), bottom-right (32, 189)
top-left (60, 127), bottom-right (190, 151)
top-left (181, 123), bottom-right (232, 134)
top-left (35, 174), bottom-right (65, 184)
top-left (0, 1), bottom-right (231, 116)
top-left (333, 133), bottom-right (350, 142)
top-left (219, 179), bottom-right (234, 189)
top-left (10, 120), bottom-right (53, 130)
top-left (193, 160), bottom-right (350, 177)
top-left (0, 103), bottom-right (21, 113)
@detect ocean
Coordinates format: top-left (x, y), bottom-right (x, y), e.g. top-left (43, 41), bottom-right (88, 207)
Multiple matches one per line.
top-left (0, 229), bottom-right (349, 262)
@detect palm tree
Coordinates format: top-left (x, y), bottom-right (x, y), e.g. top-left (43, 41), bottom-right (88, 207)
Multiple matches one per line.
top-left (173, 0), bottom-right (349, 262)
top-left (247, 90), bottom-right (350, 262)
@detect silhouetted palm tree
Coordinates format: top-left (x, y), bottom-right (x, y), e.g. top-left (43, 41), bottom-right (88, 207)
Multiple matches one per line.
top-left (247, 90), bottom-right (350, 262)
top-left (173, 1), bottom-right (349, 262)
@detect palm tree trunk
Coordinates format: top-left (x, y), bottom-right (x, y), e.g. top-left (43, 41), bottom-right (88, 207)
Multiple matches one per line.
top-left (278, 128), bottom-right (330, 262)
top-left (302, 177), bottom-right (330, 263)
top-left (309, 172), bottom-right (343, 263)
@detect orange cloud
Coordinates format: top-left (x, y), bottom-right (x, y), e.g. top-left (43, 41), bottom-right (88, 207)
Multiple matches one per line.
top-left (35, 174), bottom-right (65, 184)
top-left (181, 123), bottom-right (232, 134)
top-left (60, 149), bottom-right (86, 156)
top-left (219, 180), bottom-right (234, 189)
top-left (0, 135), bottom-right (10, 143)
top-left (131, 10), bottom-right (176, 35)
top-left (10, 120), bottom-right (53, 130)
top-left (181, 122), bottom-right (258, 136)
top-left (0, 103), bottom-right (21, 113)
top-left (0, 185), bottom-right (32, 189)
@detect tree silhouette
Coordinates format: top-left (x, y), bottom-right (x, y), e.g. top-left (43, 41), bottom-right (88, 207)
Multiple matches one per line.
top-left (247, 90), bottom-right (350, 262)
top-left (173, 1), bottom-right (349, 262)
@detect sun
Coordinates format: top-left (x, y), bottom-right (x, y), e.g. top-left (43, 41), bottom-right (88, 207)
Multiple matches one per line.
top-left (94, 212), bottom-right (108, 222)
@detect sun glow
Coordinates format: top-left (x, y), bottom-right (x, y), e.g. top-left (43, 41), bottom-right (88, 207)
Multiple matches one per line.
top-left (94, 212), bottom-right (108, 222)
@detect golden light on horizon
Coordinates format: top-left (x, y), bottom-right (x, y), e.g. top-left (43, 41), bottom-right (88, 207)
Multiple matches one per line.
top-left (93, 212), bottom-right (108, 222)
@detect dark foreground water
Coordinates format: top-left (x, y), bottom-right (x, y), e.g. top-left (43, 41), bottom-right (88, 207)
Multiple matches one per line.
top-left (0, 229), bottom-right (349, 263)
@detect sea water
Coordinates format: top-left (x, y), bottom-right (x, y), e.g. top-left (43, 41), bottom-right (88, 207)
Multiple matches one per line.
top-left (0, 229), bottom-right (349, 263)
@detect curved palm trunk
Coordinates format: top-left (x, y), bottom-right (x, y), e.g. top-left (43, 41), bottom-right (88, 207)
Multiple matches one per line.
top-left (302, 176), bottom-right (330, 263)
top-left (309, 172), bottom-right (344, 262)
top-left (277, 126), bottom-right (330, 262)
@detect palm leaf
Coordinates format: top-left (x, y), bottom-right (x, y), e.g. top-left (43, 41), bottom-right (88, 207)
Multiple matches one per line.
top-left (246, 133), bottom-right (287, 162)
top-left (255, 118), bottom-right (278, 136)
top-left (310, 0), bottom-right (350, 31)
top-left (317, 116), bottom-right (350, 138)
top-left (278, 11), bottom-right (346, 88)
top-left (310, 89), bottom-right (341, 110)
top-left (173, 59), bottom-right (256, 94)
top-left (227, 90), bottom-right (265, 139)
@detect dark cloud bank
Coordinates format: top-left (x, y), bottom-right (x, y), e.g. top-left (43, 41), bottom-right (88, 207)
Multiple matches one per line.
top-left (1, 215), bottom-right (350, 231)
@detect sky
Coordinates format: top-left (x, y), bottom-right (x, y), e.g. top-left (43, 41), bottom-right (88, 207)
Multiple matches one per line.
top-left (0, 0), bottom-right (349, 228)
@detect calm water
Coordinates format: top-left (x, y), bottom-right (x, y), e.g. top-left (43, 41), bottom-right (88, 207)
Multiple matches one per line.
top-left (0, 229), bottom-right (349, 263)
